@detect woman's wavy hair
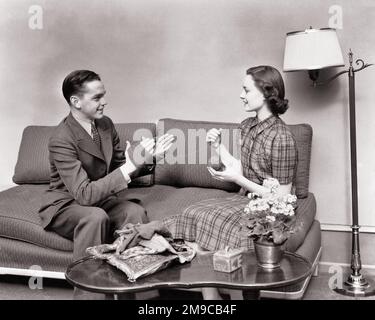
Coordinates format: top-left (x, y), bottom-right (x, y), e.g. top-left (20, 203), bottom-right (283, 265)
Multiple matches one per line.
top-left (246, 65), bottom-right (289, 115)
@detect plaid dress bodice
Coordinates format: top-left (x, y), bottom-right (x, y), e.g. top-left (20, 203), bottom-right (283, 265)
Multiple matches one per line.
top-left (239, 115), bottom-right (298, 194)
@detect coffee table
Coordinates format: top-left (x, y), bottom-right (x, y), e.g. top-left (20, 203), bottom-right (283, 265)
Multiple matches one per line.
top-left (65, 251), bottom-right (313, 300)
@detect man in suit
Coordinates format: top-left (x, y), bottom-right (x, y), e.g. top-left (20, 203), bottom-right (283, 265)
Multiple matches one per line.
top-left (39, 70), bottom-right (174, 287)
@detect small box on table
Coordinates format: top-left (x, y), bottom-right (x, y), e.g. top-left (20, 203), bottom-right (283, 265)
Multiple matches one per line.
top-left (213, 247), bottom-right (243, 273)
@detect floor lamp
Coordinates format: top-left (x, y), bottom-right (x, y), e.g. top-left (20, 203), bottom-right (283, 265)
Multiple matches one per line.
top-left (283, 27), bottom-right (375, 296)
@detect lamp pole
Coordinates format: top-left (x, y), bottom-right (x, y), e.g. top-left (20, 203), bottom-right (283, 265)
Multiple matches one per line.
top-left (284, 28), bottom-right (375, 295)
top-left (332, 50), bottom-right (375, 296)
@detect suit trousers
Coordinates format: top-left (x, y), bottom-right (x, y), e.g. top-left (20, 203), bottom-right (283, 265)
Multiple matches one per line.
top-left (48, 195), bottom-right (149, 299)
top-left (48, 196), bottom-right (149, 262)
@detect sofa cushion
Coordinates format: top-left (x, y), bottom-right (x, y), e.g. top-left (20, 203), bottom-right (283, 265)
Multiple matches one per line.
top-left (0, 184), bottom-right (235, 252)
top-left (0, 183), bottom-right (316, 257)
top-left (12, 123), bottom-right (156, 187)
top-left (155, 118), bottom-right (241, 192)
top-left (0, 236), bottom-right (73, 272)
top-left (155, 118), bottom-right (312, 198)
top-left (0, 184), bottom-right (73, 251)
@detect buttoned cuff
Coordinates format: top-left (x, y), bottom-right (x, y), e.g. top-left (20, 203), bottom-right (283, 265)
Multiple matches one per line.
top-left (120, 166), bottom-right (132, 184)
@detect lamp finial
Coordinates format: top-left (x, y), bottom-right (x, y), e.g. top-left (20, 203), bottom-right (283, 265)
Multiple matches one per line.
top-left (349, 49), bottom-right (353, 68)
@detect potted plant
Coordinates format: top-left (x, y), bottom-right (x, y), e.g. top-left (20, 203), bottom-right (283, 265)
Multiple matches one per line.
top-left (240, 179), bottom-right (298, 269)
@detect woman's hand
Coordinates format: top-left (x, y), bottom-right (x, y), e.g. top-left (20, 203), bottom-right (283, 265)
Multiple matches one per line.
top-left (207, 158), bottom-right (243, 183)
top-left (206, 128), bottom-right (222, 148)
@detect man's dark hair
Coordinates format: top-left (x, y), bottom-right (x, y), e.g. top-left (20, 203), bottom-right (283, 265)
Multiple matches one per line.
top-left (62, 70), bottom-right (101, 105)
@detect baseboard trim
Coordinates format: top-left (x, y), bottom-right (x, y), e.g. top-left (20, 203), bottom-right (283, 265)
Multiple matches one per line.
top-left (0, 267), bottom-right (65, 279)
top-left (321, 224), bottom-right (375, 233)
top-left (319, 261), bottom-right (375, 272)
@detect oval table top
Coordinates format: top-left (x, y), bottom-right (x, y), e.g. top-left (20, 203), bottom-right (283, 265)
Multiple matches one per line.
top-left (65, 251), bottom-right (313, 294)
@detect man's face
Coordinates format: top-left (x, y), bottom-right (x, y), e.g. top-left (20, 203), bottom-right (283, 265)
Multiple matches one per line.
top-left (72, 80), bottom-right (107, 121)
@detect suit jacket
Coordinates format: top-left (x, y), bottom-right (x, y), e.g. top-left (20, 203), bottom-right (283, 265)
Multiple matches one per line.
top-left (39, 113), bottom-right (129, 228)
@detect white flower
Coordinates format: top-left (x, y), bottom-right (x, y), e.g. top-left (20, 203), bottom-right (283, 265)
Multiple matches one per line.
top-left (262, 178), bottom-right (280, 194)
top-left (270, 206), bottom-right (279, 214)
top-left (247, 198), bottom-right (270, 212)
top-left (267, 197), bottom-right (277, 205)
top-left (265, 215), bottom-right (276, 222)
top-left (257, 199), bottom-right (270, 211)
top-left (282, 194), bottom-right (297, 204)
top-left (270, 201), bottom-right (287, 214)
top-left (284, 204), bottom-right (296, 216)
top-left (247, 201), bottom-right (258, 212)
top-left (245, 191), bottom-right (296, 219)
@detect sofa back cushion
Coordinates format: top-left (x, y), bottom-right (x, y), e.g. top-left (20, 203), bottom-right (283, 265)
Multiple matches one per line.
top-left (13, 123), bottom-right (156, 187)
top-left (287, 124), bottom-right (313, 199)
top-left (155, 118), bottom-right (312, 198)
top-left (114, 123), bottom-right (156, 186)
top-left (13, 126), bottom-right (54, 184)
top-left (155, 118), bottom-right (242, 192)
top-left (13, 118), bottom-right (312, 198)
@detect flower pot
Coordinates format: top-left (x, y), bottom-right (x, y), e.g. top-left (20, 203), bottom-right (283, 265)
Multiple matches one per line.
top-left (254, 240), bottom-right (285, 269)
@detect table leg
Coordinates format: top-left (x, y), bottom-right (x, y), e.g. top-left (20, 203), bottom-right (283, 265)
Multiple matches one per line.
top-left (242, 289), bottom-right (261, 300)
top-left (228, 289), bottom-right (244, 300)
top-left (113, 292), bottom-right (136, 300)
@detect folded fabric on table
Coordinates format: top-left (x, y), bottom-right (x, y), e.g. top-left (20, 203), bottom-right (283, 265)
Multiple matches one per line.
top-left (86, 222), bottom-right (196, 282)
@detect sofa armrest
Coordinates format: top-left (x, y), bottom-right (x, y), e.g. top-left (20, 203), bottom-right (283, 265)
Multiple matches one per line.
top-left (285, 192), bottom-right (316, 252)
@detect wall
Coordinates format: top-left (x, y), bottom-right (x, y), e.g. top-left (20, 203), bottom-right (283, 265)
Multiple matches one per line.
top-left (1, 0), bottom-right (375, 227)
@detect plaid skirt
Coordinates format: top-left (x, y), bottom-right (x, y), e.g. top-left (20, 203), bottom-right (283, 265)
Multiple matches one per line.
top-left (163, 194), bottom-right (253, 251)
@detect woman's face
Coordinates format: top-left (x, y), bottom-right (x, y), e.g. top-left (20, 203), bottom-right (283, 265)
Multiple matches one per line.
top-left (240, 75), bottom-right (266, 113)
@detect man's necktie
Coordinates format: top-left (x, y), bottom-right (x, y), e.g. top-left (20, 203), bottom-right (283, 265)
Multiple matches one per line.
top-left (91, 123), bottom-right (101, 150)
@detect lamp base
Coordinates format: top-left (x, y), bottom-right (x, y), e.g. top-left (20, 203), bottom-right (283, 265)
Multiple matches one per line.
top-left (334, 274), bottom-right (375, 297)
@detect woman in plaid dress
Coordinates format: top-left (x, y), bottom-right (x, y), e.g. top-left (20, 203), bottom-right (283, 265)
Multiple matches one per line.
top-left (163, 65), bottom-right (298, 299)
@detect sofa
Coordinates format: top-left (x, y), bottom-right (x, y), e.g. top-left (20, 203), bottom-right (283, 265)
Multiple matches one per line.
top-left (0, 118), bottom-right (321, 299)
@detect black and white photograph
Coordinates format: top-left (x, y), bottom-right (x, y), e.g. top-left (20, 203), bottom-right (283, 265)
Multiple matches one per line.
top-left (1, 0), bottom-right (375, 306)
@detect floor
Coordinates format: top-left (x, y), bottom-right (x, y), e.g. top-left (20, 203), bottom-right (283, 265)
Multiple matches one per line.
top-left (1, 270), bottom-right (375, 300)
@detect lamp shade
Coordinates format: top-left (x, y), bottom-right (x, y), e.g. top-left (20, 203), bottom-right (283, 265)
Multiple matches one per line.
top-left (283, 27), bottom-right (344, 71)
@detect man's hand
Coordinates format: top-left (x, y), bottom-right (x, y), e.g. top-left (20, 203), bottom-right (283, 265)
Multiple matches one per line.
top-left (140, 137), bottom-right (156, 165)
top-left (140, 134), bottom-right (175, 164)
top-left (120, 141), bottom-right (137, 181)
top-left (121, 134), bottom-right (175, 182)
top-left (153, 134), bottom-right (175, 163)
